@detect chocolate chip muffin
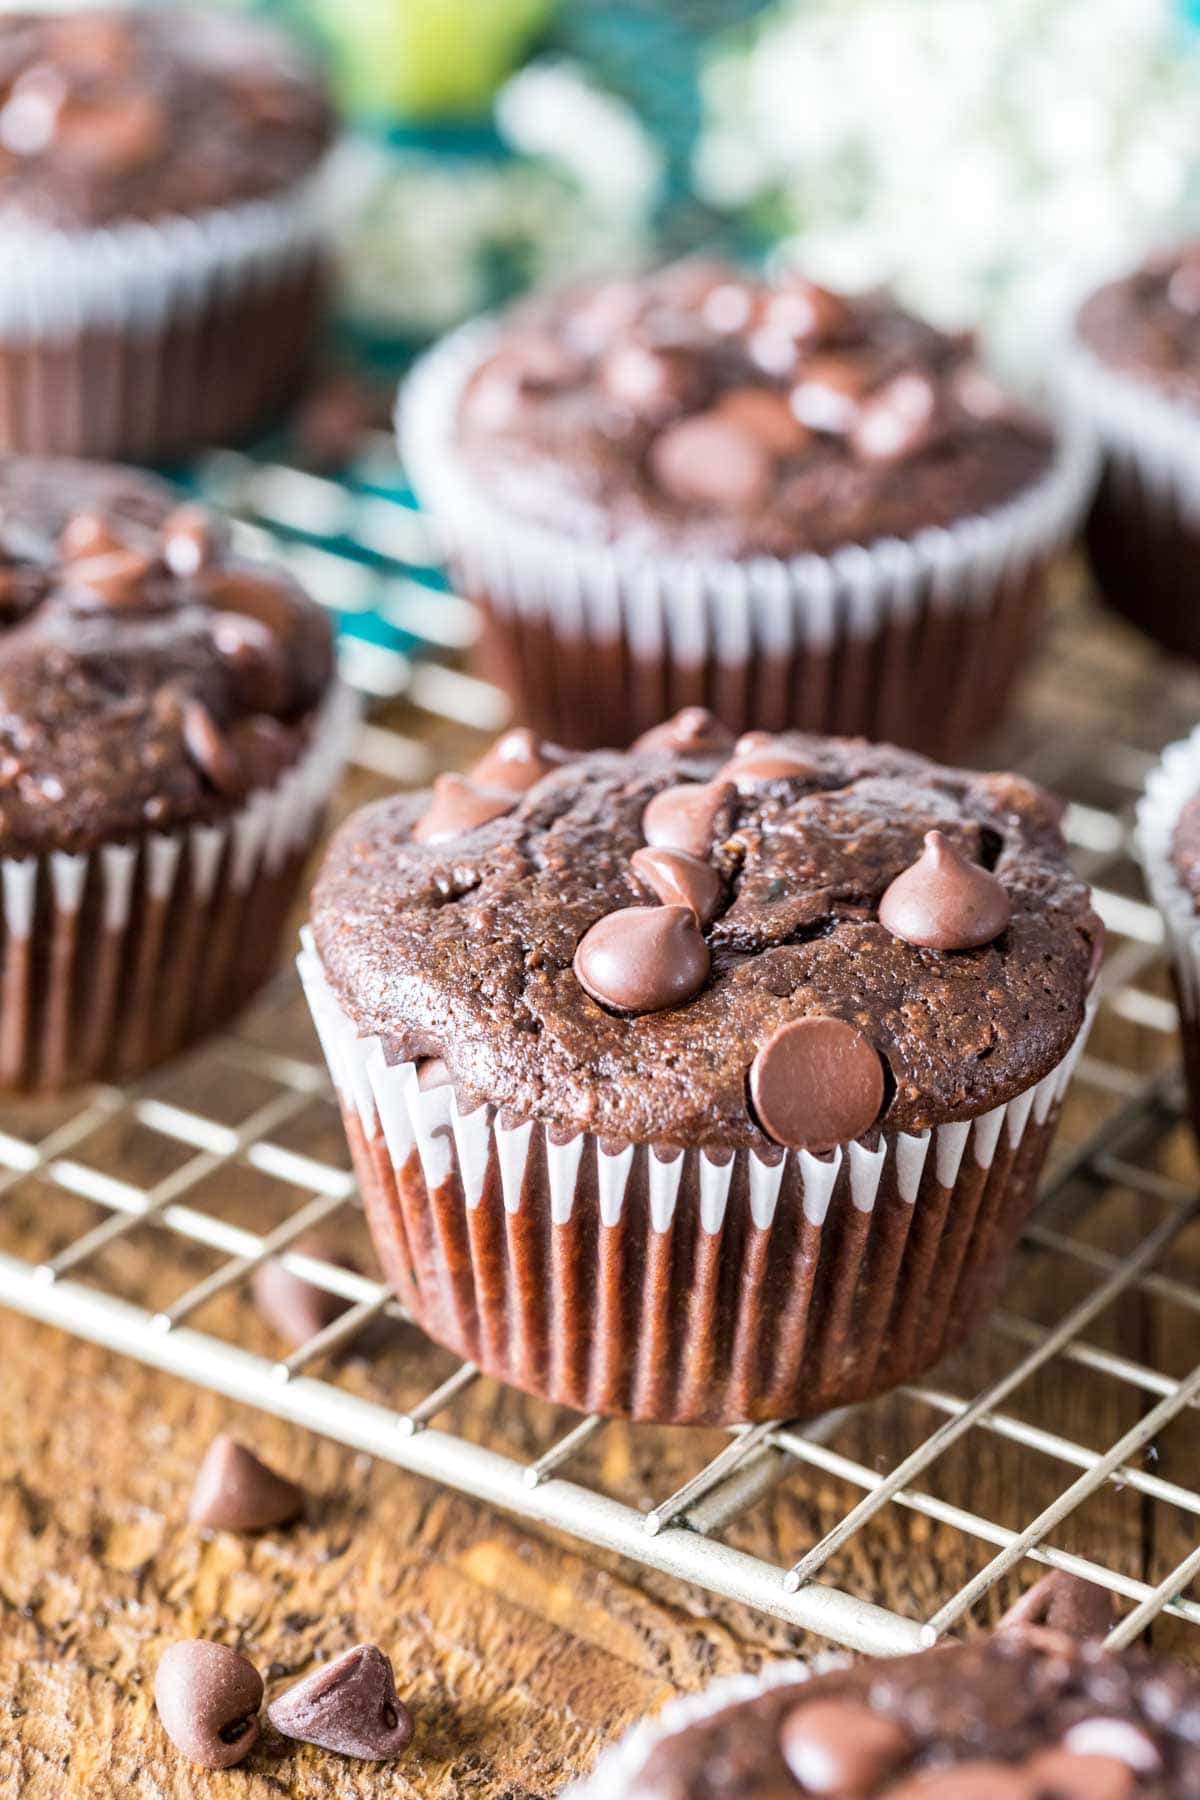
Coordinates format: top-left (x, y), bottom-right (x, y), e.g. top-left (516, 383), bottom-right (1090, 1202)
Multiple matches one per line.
top-left (1063, 245), bottom-right (1200, 660)
top-left (0, 456), bottom-right (351, 1090)
top-left (301, 707), bottom-right (1098, 1425)
top-left (570, 1574), bottom-right (1196, 1798)
top-left (400, 259), bottom-right (1093, 756)
top-left (1137, 725), bottom-right (1200, 1142)
top-left (0, 7), bottom-right (336, 459)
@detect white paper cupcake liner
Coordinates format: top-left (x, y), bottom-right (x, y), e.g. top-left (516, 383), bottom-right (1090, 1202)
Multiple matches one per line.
top-left (1136, 727), bottom-right (1200, 1106)
top-left (565, 1658), bottom-right (843, 1799)
top-left (398, 320), bottom-right (1096, 755)
top-left (300, 935), bottom-right (1094, 1425)
top-left (0, 148), bottom-right (346, 459)
top-left (0, 680), bottom-right (356, 1091)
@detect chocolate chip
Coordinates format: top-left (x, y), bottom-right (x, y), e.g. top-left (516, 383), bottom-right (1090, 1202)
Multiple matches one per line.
top-left (64, 547), bottom-right (156, 607)
top-left (851, 369), bottom-right (940, 463)
top-left (412, 773), bottom-right (516, 845)
top-left (162, 504), bottom-right (217, 577)
top-left (267, 1644), bottom-right (413, 1761)
top-left (642, 779), bottom-right (735, 859)
top-left (59, 510), bottom-right (126, 562)
top-left (789, 354), bottom-right (876, 433)
top-left (749, 1017), bottom-right (885, 1151)
top-left (763, 276), bottom-right (856, 347)
top-left (717, 386), bottom-right (813, 456)
top-left (251, 1237), bottom-right (354, 1349)
top-left (998, 1570), bottom-right (1114, 1641)
top-left (716, 738), bottom-right (817, 789)
top-left (182, 700), bottom-right (242, 796)
top-left (574, 905), bottom-right (710, 1014)
top-left (1023, 1748), bottom-right (1136, 1799)
top-left (884, 1764), bottom-right (1030, 1798)
top-left (633, 707), bottom-right (735, 756)
top-left (469, 727), bottom-right (560, 794)
top-left (630, 847), bottom-right (721, 924)
top-left (1061, 1719), bottom-right (1161, 1774)
top-left (55, 91), bottom-right (166, 173)
top-left (780, 1699), bottom-right (914, 1793)
top-left (650, 412), bottom-right (773, 511)
top-left (601, 341), bottom-right (706, 421)
top-left (701, 280), bottom-right (758, 335)
top-left (210, 611), bottom-right (287, 714)
top-left (188, 1435), bottom-right (303, 1533)
top-left (155, 1640), bottom-right (263, 1770)
top-left (878, 830), bottom-right (1011, 950)
top-left (464, 338), bottom-right (579, 431)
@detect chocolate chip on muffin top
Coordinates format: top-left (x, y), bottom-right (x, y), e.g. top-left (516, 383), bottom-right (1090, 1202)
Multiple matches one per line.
top-left (0, 8), bottom-right (333, 230)
top-left (623, 1628), bottom-right (1200, 1797)
top-left (450, 259), bottom-right (1054, 560)
top-left (0, 457), bottom-right (334, 856)
top-left (311, 708), bottom-right (1099, 1152)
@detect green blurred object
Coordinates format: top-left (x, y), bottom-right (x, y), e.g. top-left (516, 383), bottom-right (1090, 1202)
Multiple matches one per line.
top-left (307, 0), bottom-right (558, 119)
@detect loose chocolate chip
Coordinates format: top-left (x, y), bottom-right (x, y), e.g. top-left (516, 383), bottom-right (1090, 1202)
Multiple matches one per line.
top-left (251, 1237), bottom-right (354, 1349)
top-left (878, 830), bottom-right (1011, 950)
top-left (64, 547), bottom-right (156, 608)
top-left (780, 1699), bottom-right (914, 1793)
top-left (650, 412), bottom-right (773, 512)
top-left (851, 370), bottom-right (940, 463)
top-left (469, 727), bottom-right (560, 793)
top-left (630, 846), bottom-right (721, 924)
top-left (633, 707), bottom-right (735, 756)
top-left (574, 905), bottom-right (710, 1014)
top-left (884, 1764), bottom-right (1030, 1798)
top-left (788, 354), bottom-right (875, 433)
top-left (155, 1640), bottom-right (263, 1770)
top-left (601, 341), bottom-right (706, 421)
top-left (1023, 1748), bottom-right (1135, 1799)
top-left (642, 779), bottom-right (735, 859)
top-left (1061, 1719), bottom-right (1161, 1774)
top-left (750, 1017), bottom-right (885, 1151)
top-left (182, 700), bottom-right (242, 796)
top-left (717, 386), bottom-right (813, 456)
top-left (267, 1644), bottom-right (413, 1761)
top-left (412, 773), bottom-right (516, 845)
top-left (162, 503), bottom-right (217, 577)
top-left (998, 1570), bottom-right (1114, 1641)
top-left (59, 510), bottom-right (126, 562)
top-left (189, 1435), bottom-right (303, 1533)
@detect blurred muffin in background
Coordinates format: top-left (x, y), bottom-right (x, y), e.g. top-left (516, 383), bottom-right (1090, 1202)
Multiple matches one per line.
top-left (0, 7), bottom-right (337, 461)
top-left (1064, 245), bottom-right (1200, 661)
top-left (400, 259), bottom-right (1094, 757)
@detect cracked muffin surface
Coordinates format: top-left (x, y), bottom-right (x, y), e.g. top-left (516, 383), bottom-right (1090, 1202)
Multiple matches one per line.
top-left (311, 719), bottom-right (1098, 1151)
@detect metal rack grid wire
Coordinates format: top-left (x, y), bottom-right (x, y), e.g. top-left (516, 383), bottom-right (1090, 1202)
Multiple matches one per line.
top-left (2, 441), bottom-right (1200, 1664)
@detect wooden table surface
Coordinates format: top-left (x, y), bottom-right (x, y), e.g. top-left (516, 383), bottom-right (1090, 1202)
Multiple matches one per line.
top-left (3, 580), bottom-right (1200, 1799)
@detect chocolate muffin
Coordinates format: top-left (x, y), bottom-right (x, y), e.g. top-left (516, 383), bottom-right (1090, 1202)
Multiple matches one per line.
top-left (0, 8), bottom-right (336, 460)
top-left (400, 259), bottom-right (1093, 755)
top-left (569, 1575), bottom-right (1195, 1797)
top-left (1137, 725), bottom-right (1200, 1140)
top-left (0, 456), bottom-right (351, 1090)
top-left (1065, 245), bottom-right (1200, 659)
top-left (301, 708), bottom-right (1099, 1425)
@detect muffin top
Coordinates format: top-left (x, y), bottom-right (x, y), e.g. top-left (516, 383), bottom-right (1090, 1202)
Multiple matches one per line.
top-left (446, 259), bottom-right (1055, 559)
top-left (0, 457), bottom-right (334, 857)
top-left (312, 708), bottom-right (1099, 1152)
top-left (611, 1626), bottom-right (1200, 1797)
top-left (1076, 245), bottom-right (1200, 410)
top-left (0, 8), bottom-right (334, 230)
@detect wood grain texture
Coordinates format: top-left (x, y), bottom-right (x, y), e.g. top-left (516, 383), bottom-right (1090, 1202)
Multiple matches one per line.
top-left (3, 575), bottom-right (1200, 1797)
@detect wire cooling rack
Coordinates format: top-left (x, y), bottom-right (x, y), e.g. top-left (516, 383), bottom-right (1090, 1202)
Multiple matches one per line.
top-left (1, 445), bottom-right (1199, 1664)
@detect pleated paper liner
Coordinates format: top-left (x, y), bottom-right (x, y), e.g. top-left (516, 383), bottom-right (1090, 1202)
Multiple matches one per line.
top-left (1060, 336), bottom-right (1200, 660)
top-left (0, 682), bottom-right (355, 1092)
top-left (301, 934), bottom-right (1093, 1427)
top-left (0, 152), bottom-right (343, 461)
top-left (400, 320), bottom-right (1096, 757)
top-left (1137, 724), bottom-right (1200, 1137)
